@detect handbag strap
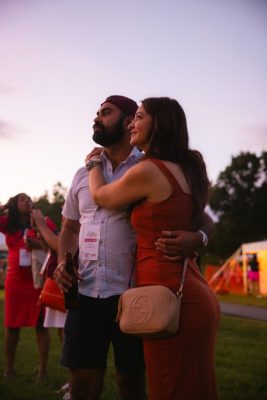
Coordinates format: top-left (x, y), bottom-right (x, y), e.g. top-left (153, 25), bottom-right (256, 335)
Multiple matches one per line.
top-left (127, 246), bottom-right (137, 288)
top-left (127, 251), bottom-right (189, 296)
top-left (176, 257), bottom-right (189, 298)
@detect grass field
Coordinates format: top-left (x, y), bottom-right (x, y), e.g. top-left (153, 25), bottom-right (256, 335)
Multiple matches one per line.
top-left (217, 292), bottom-right (267, 308)
top-left (0, 290), bottom-right (267, 399)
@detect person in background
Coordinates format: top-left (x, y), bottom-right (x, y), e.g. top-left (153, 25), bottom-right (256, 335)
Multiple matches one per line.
top-left (0, 193), bottom-right (50, 382)
top-left (88, 96), bottom-right (220, 400)
top-left (31, 208), bottom-right (67, 341)
top-left (31, 208), bottom-right (70, 399)
top-left (248, 253), bottom-right (260, 296)
top-left (54, 95), bottom-right (214, 400)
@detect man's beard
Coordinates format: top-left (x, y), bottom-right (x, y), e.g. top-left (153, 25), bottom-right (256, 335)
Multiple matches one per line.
top-left (92, 116), bottom-right (125, 147)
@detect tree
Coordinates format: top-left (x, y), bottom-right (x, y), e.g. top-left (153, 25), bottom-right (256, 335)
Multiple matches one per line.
top-left (208, 151), bottom-right (267, 257)
top-left (52, 181), bottom-right (67, 204)
top-left (34, 181), bottom-right (67, 229)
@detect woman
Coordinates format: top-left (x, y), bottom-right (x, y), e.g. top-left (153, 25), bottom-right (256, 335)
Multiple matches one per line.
top-left (88, 97), bottom-right (220, 400)
top-left (0, 193), bottom-right (50, 381)
top-left (31, 208), bottom-right (69, 396)
top-left (31, 208), bottom-right (67, 341)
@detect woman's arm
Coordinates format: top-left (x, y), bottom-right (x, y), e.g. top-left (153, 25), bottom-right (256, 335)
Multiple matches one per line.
top-left (31, 209), bottom-right (58, 251)
top-left (89, 162), bottom-right (153, 209)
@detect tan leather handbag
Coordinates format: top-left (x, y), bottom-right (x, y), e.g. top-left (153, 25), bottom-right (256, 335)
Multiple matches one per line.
top-left (118, 258), bottom-right (188, 339)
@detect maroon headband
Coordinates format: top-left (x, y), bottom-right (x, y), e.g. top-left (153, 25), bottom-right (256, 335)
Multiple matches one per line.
top-left (101, 95), bottom-right (138, 116)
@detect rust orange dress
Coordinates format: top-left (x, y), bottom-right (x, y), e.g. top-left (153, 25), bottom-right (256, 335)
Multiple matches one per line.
top-left (0, 215), bottom-right (42, 328)
top-left (131, 159), bottom-right (220, 400)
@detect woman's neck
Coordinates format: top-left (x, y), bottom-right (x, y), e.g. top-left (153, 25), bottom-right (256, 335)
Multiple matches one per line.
top-left (19, 213), bottom-right (30, 228)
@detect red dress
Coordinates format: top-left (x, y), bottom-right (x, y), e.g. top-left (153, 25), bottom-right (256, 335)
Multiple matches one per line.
top-left (0, 215), bottom-right (42, 328)
top-left (131, 159), bottom-right (220, 400)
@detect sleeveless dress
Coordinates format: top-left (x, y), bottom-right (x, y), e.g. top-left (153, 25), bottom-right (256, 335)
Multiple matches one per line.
top-left (131, 159), bottom-right (220, 400)
top-left (0, 215), bottom-right (42, 327)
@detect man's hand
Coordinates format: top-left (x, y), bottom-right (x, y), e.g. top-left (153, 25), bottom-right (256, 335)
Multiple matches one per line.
top-left (53, 261), bottom-right (82, 293)
top-left (155, 230), bottom-right (202, 261)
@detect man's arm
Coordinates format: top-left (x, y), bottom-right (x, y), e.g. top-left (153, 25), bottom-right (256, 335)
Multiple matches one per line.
top-left (155, 211), bottom-right (214, 260)
top-left (53, 218), bottom-right (80, 292)
top-left (57, 218), bottom-right (80, 262)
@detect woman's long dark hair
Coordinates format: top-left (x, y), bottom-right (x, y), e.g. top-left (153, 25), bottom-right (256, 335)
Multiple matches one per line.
top-left (2, 193), bottom-right (31, 234)
top-left (142, 97), bottom-right (209, 228)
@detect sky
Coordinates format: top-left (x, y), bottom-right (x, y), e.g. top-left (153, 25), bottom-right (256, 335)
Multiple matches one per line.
top-left (0, 0), bottom-right (266, 205)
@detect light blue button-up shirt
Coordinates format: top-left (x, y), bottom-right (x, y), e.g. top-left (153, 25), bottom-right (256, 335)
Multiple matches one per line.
top-left (62, 147), bottom-right (142, 298)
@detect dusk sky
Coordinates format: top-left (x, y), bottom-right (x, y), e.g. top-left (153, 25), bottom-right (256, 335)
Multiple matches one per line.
top-left (0, 0), bottom-right (266, 204)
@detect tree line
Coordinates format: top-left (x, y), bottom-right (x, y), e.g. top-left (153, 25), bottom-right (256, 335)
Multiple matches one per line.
top-left (33, 181), bottom-right (67, 230)
top-left (208, 151), bottom-right (267, 258)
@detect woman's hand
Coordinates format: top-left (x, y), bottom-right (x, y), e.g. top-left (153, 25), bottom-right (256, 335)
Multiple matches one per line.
top-left (31, 209), bottom-right (47, 231)
top-left (25, 237), bottom-right (42, 250)
top-left (85, 147), bottom-right (103, 163)
top-left (0, 203), bottom-right (8, 215)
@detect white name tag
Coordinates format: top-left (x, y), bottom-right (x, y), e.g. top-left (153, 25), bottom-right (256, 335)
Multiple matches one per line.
top-left (80, 224), bottom-right (101, 261)
top-left (19, 249), bottom-right (31, 267)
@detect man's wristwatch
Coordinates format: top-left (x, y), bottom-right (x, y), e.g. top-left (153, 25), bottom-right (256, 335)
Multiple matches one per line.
top-left (86, 159), bottom-right (102, 171)
top-left (198, 230), bottom-right (208, 247)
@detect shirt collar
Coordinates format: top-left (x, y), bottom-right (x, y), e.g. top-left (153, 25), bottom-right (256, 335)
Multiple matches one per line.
top-left (101, 146), bottom-right (143, 165)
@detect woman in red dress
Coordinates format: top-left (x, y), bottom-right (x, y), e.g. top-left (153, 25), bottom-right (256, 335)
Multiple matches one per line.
top-left (0, 193), bottom-right (50, 380)
top-left (88, 97), bottom-right (220, 399)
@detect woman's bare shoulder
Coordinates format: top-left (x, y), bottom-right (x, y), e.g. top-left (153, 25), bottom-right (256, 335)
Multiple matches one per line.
top-left (128, 159), bottom-right (158, 175)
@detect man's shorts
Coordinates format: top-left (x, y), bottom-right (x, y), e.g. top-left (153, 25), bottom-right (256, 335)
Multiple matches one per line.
top-left (61, 294), bottom-right (145, 373)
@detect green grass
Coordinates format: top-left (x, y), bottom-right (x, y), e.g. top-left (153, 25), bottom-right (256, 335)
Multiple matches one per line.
top-left (217, 293), bottom-right (267, 308)
top-left (0, 289), bottom-right (267, 399)
top-left (216, 316), bottom-right (267, 400)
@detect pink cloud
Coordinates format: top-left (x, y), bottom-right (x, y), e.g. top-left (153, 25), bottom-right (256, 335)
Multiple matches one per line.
top-left (0, 121), bottom-right (14, 139)
top-left (0, 83), bottom-right (14, 95)
top-left (245, 124), bottom-right (267, 136)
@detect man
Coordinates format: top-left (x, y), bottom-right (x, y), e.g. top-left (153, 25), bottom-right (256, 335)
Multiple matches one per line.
top-left (54, 95), bottom-right (213, 400)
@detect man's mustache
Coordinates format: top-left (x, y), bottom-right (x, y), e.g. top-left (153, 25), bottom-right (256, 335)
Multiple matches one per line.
top-left (93, 122), bottom-right (105, 131)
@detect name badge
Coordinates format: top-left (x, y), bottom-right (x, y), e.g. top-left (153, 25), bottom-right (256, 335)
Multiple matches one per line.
top-left (19, 249), bottom-right (31, 267)
top-left (80, 224), bottom-right (101, 261)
